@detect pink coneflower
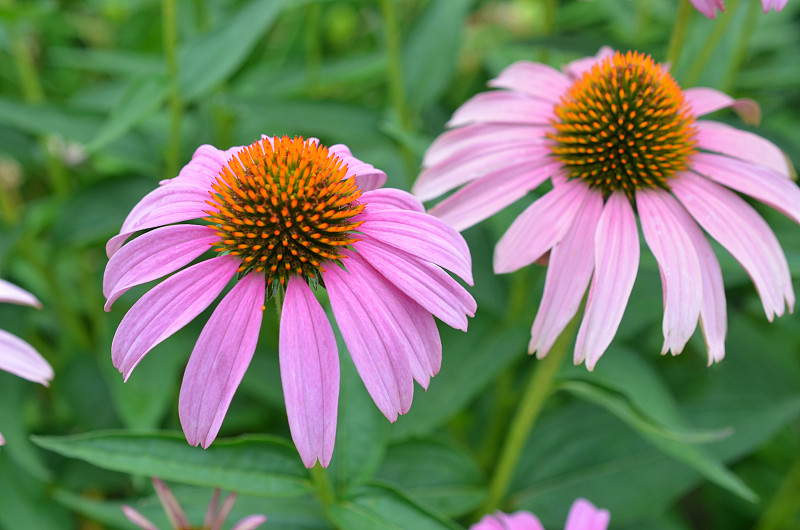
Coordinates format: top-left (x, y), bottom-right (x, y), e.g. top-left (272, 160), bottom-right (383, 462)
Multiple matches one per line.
top-left (122, 477), bottom-right (266, 530)
top-left (472, 498), bottom-right (610, 530)
top-left (0, 278), bottom-right (53, 445)
top-left (104, 136), bottom-right (475, 467)
top-left (690, 0), bottom-right (787, 18)
top-left (415, 48), bottom-right (797, 370)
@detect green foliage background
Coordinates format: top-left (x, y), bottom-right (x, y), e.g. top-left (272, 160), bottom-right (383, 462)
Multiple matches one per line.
top-left (0, 0), bottom-right (798, 528)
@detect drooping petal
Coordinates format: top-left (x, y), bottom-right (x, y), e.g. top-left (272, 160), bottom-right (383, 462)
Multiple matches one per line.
top-left (430, 161), bottom-right (560, 232)
top-left (106, 182), bottom-right (211, 257)
top-left (494, 180), bottom-right (590, 274)
top-left (530, 188), bottom-right (603, 357)
top-left (695, 120), bottom-right (791, 178)
top-left (688, 0), bottom-right (725, 18)
top-left (683, 87), bottom-right (761, 125)
top-left (231, 515), bottom-right (268, 530)
top-left (564, 498), bottom-right (611, 530)
top-left (152, 478), bottom-right (191, 529)
top-left (104, 224), bottom-right (218, 310)
top-left (179, 272), bottom-right (265, 449)
top-left (357, 209), bottom-right (473, 284)
top-left (637, 190), bottom-right (702, 355)
top-left (0, 279), bottom-right (40, 308)
top-left (279, 276), bottom-right (339, 468)
top-left (421, 123), bottom-right (549, 168)
top-left (112, 256), bottom-right (239, 380)
top-left (329, 143), bottom-right (387, 191)
top-left (672, 172), bottom-right (794, 320)
top-left (488, 61), bottom-right (571, 102)
top-left (691, 153), bottom-right (800, 224)
top-left (0, 329), bottom-right (53, 385)
top-left (470, 511), bottom-right (545, 530)
top-left (361, 188), bottom-right (425, 213)
top-left (121, 506), bottom-right (159, 530)
top-left (574, 192), bottom-right (640, 370)
top-left (447, 91), bottom-right (554, 128)
top-left (354, 234), bottom-right (476, 331)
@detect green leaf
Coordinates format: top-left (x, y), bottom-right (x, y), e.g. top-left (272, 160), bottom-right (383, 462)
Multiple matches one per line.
top-left (32, 431), bottom-right (311, 498)
top-left (0, 374), bottom-right (50, 481)
top-left (0, 453), bottom-right (72, 530)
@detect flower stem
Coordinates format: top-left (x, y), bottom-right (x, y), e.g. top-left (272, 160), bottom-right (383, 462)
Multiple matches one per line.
top-left (476, 316), bottom-right (577, 516)
top-left (665, 0), bottom-right (693, 70)
top-left (721, 0), bottom-right (759, 93)
top-left (684, 0), bottom-right (739, 87)
top-left (755, 453), bottom-right (800, 530)
top-left (310, 464), bottom-right (337, 516)
top-left (379, 0), bottom-right (408, 130)
top-left (163, 0), bottom-right (182, 178)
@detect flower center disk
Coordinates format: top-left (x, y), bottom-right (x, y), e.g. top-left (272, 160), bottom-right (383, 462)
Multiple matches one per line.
top-left (206, 136), bottom-right (364, 290)
top-left (550, 51), bottom-right (697, 195)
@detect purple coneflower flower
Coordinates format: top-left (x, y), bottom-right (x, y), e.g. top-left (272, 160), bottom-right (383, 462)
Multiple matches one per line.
top-left (122, 477), bottom-right (266, 530)
top-left (415, 48), bottom-right (797, 370)
top-left (0, 279), bottom-right (53, 445)
top-left (690, 0), bottom-right (787, 18)
top-left (472, 498), bottom-right (610, 530)
top-left (104, 136), bottom-right (475, 467)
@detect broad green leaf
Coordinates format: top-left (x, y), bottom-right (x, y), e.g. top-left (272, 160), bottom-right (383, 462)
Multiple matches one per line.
top-left (0, 454), bottom-right (72, 530)
top-left (32, 431), bottom-right (311, 498)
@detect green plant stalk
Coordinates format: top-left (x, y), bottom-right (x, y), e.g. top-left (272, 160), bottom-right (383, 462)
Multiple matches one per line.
top-left (476, 315), bottom-right (577, 516)
top-left (684, 0), bottom-right (740, 87)
top-left (755, 454), bottom-right (800, 530)
top-left (163, 0), bottom-right (183, 178)
top-left (665, 0), bottom-right (694, 70)
top-left (310, 464), bottom-right (338, 524)
top-left (721, 0), bottom-right (759, 93)
top-left (379, 0), bottom-right (409, 130)
top-left (305, 3), bottom-right (322, 89)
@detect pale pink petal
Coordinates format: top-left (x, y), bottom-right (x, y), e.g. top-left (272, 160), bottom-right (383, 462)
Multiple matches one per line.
top-left (324, 254), bottom-right (417, 421)
top-left (121, 505), bottom-right (159, 530)
top-left (362, 188), bottom-right (425, 213)
top-left (106, 182), bottom-right (210, 257)
top-left (203, 489), bottom-right (221, 529)
top-left (0, 432), bottom-right (4, 445)
top-left (471, 511), bottom-right (544, 530)
top-left (231, 515), bottom-right (268, 530)
top-left (420, 123), bottom-right (549, 168)
top-left (672, 172), bottom-right (794, 320)
top-left (488, 61), bottom-right (571, 102)
top-left (279, 276), bottom-right (339, 468)
top-left (103, 224), bottom-right (218, 311)
top-left (689, 0), bottom-right (725, 18)
top-left (683, 87), bottom-right (761, 125)
top-left (692, 153), bottom-right (800, 224)
top-left (0, 329), bottom-right (53, 385)
top-left (357, 209), bottom-right (473, 284)
top-left (329, 144), bottom-right (387, 191)
top-left (354, 234), bottom-right (476, 331)
top-left (179, 272), bottom-right (265, 449)
top-left (696, 121), bottom-right (791, 178)
top-left (574, 192), bottom-right (640, 370)
top-left (447, 91), bottom-right (555, 128)
top-left (0, 279), bottom-right (40, 308)
top-left (530, 188), bottom-right (603, 357)
top-left (761, 0), bottom-right (788, 12)
top-left (429, 161), bottom-right (560, 231)
top-left (208, 492), bottom-right (237, 530)
top-left (152, 478), bottom-right (191, 529)
top-left (494, 180), bottom-right (591, 274)
top-left (562, 46), bottom-right (615, 79)
top-left (173, 144), bottom-right (243, 187)
top-left (564, 498), bottom-right (611, 530)
top-left (637, 190), bottom-right (702, 355)
top-left (112, 256), bottom-right (239, 380)
top-left (415, 144), bottom-right (551, 202)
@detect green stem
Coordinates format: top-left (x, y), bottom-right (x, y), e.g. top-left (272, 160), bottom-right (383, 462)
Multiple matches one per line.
top-left (755, 453), bottom-right (800, 530)
top-left (305, 3), bottom-right (322, 90)
top-left (664, 0), bottom-right (694, 70)
top-left (379, 0), bottom-right (408, 130)
top-left (721, 0), bottom-right (759, 93)
top-left (684, 0), bottom-right (740, 87)
top-left (476, 316), bottom-right (577, 516)
top-left (310, 464), bottom-right (337, 523)
top-left (163, 0), bottom-right (182, 178)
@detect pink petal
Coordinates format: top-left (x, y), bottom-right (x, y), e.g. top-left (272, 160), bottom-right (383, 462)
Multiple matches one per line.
top-left (488, 61), bottom-right (571, 102)
top-left (329, 144), bottom-right (387, 191)
top-left (574, 192), bottom-right (640, 370)
top-left (361, 188), bottom-right (425, 213)
top-left (152, 478), bottom-right (191, 529)
top-left (203, 489), bottom-right (221, 529)
top-left (429, 161), bottom-right (560, 231)
top-left (208, 492), bottom-right (237, 530)
top-left (692, 153), bottom-right (800, 225)
top-left (112, 255), bottom-right (239, 380)
top-left (173, 144), bottom-right (243, 188)
top-left (494, 180), bottom-right (591, 274)
top-left (324, 253), bottom-right (420, 421)
top-left (0, 432), bottom-right (4, 445)
top-left (420, 123), bottom-right (549, 168)
top-left (0, 279), bottom-right (40, 308)
top-left (470, 511), bottom-right (544, 530)
top-left (761, 0), bottom-right (788, 12)
top-left (354, 234), bottom-right (476, 331)
top-left (279, 276), bottom-right (339, 468)
top-left (447, 91), bottom-right (554, 128)
top-left (231, 515), bottom-right (268, 530)
top-left (564, 498), bottom-right (611, 530)
top-left (530, 188), bottom-right (603, 357)
top-left (0, 329), bottom-right (54, 385)
top-left (106, 182), bottom-right (210, 257)
top-left (103, 224), bottom-right (218, 311)
top-left (121, 505), bottom-right (159, 530)
top-left (562, 46), bottom-right (615, 80)
top-left (357, 209), bottom-right (473, 284)
top-left (696, 121), bottom-right (791, 178)
top-left (688, 0), bottom-right (725, 18)
top-left (179, 272), bottom-right (265, 449)
top-left (683, 87), bottom-right (761, 125)
top-left (672, 172), bottom-right (794, 320)
top-left (637, 190), bottom-right (702, 355)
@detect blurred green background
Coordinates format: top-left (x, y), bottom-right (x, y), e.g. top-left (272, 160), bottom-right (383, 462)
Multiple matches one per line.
top-left (0, 0), bottom-right (799, 528)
